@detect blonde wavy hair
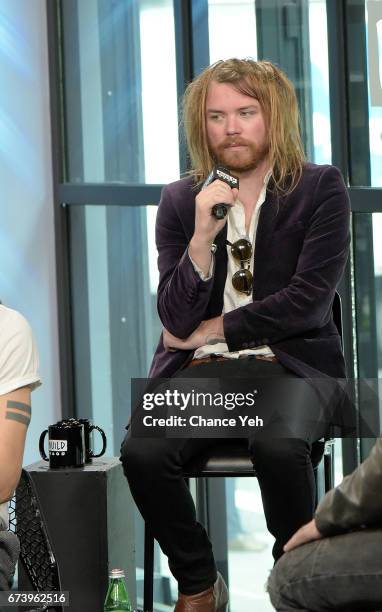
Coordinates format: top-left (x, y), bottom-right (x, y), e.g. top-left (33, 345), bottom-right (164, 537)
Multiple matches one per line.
top-left (183, 58), bottom-right (305, 193)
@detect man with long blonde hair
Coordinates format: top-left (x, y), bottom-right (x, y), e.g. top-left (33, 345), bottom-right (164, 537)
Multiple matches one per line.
top-left (121, 58), bottom-right (350, 611)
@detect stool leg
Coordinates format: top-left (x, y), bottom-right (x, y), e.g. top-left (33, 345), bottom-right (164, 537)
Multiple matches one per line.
top-left (144, 523), bottom-right (154, 612)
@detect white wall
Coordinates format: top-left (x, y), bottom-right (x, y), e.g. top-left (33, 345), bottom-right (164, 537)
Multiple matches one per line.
top-left (0, 0), bottom-right (61, 464)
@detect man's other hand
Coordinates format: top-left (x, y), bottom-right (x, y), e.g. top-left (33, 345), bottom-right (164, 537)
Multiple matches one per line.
top-left (283, 518), bottom-right (323, 552)
top-left (163, 316), bottom-right (224, 351)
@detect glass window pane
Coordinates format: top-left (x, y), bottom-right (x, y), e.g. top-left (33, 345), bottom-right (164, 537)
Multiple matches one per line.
top-left (69, 204), bottom-right (160, 454)
top-left (62, 0), bottom-right (179, 184)
top-left (308, 0), bottom-right (332, 164)
top-left (208, 0), bottom-right (258, 62)
top-left (140, 0), bottom-right (180, 184)
top-left (227, 477), bottom-right (274, 612)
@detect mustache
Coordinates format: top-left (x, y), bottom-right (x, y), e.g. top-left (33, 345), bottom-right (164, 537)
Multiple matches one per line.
top-left (218, 138), bottom-right (252, 149)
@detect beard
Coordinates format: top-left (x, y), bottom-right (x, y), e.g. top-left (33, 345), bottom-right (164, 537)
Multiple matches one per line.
top-left (210, 137), bottom-right (269, 173)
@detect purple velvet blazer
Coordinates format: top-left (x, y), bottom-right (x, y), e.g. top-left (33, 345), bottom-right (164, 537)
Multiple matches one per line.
top-left (149, 163), bottom-right (350, 380)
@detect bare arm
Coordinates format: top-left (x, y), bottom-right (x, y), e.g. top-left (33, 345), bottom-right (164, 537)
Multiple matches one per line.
top-left (0, 386), bottom-right (31, 502)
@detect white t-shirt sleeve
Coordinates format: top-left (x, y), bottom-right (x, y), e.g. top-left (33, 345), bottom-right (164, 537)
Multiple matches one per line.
top-left (0, 306), bottom-right (41, 396)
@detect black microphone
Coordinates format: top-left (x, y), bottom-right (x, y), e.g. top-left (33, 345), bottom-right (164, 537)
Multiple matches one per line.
top-left (202, 166), bottom-right (240, 219)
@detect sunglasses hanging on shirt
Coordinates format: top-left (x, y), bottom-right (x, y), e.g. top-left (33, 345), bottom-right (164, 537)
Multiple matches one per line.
top-left (226, 238), bottom-right (253, 295)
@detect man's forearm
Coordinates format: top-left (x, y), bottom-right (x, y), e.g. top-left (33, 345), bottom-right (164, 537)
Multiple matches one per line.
top-left (163, 316), bottom-right (225, 351)
top-left (189, 235), bottom-right (213, 278)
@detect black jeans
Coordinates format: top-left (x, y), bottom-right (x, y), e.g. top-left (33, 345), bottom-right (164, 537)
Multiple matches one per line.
top-left (120, 359), bottom-right (318, 595)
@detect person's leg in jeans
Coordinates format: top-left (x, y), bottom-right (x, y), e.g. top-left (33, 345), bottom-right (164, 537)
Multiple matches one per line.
top-left (249, 437), bottom-right (315, 561)
top-left (267, 528), bottom-right (382, 611)
top-left (237, 360), bottom-right (321, 562)
top-left (120, 431), bottom-right (220, 595)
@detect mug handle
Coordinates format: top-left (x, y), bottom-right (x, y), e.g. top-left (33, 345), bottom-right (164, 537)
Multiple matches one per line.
top-left (39, 430), bottom-right (49, 461)
top-left (89, 425), bottom-right (107, 458)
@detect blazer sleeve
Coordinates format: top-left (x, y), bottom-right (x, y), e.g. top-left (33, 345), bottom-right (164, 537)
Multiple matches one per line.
top-left (224, 165), bottom-right (350, 351)
top-left (315, 438), bottom-right (382, 536)
top-left (155, 183), bottom-right (215, 337)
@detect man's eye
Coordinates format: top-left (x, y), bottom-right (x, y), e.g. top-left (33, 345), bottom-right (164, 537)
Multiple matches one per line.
top-left (209, 114), bottom-right (223, 121)
top-left (240, 110), bottom-right (256, 117)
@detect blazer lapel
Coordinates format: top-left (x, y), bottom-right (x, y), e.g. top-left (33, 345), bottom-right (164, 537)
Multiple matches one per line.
top-left (253, 190), bottom-right (280, 298)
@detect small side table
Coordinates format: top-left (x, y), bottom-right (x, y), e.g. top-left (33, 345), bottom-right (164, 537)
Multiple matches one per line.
top-left (18, 457), bottom-right (136, 612)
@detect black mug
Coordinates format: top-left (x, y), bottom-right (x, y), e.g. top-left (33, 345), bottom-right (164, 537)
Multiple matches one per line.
top-left (78, 419), bottom-right (107, 463)
top-left (39, 420), bottom-right (85, 469)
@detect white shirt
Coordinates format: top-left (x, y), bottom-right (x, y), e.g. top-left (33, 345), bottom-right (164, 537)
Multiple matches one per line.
top-left (192, 173), bottom-right (275, 360)
top-left (0, 305), bottom-right (40, 529)
top-left (0, 305), bottom-right (41, 395)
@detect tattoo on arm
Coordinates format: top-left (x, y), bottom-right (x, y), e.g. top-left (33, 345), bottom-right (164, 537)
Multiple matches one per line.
top-left (7, 401), bottom-right (31, 416)
top-left (5, 400), bottom-right (31, 426)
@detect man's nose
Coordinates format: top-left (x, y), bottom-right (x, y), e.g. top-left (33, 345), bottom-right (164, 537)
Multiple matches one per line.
top-left (226, 115), bottom-right (241, 135)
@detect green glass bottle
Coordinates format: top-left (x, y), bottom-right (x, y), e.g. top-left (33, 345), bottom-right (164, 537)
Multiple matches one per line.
top-left (104, 568), bottom-right (132, 612)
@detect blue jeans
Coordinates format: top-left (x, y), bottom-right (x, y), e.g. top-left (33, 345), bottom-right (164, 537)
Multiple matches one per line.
top-left (267, 528), bottom-right (382, 611)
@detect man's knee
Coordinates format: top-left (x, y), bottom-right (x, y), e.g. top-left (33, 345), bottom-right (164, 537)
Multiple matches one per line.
top-left (120, 434), bottom-right (140, 471)
top-left (120, 434), bottom-right (179, 479)
top-left (120, 435), bottom-right (154, 473)
top-left (267, 546), bottom-right (313, 611)
top-left (267, 557), bottom-right (289, 611)
top-left (250, 438), bottom-right (311, 472)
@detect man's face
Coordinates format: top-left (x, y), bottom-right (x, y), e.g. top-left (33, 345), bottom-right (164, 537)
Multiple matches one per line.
top-left (205, 80), bottom-right (269, 173)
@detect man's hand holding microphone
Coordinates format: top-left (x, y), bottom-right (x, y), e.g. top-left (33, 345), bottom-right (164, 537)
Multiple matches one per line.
top-left (189, 166), bottom-right (239, 276)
